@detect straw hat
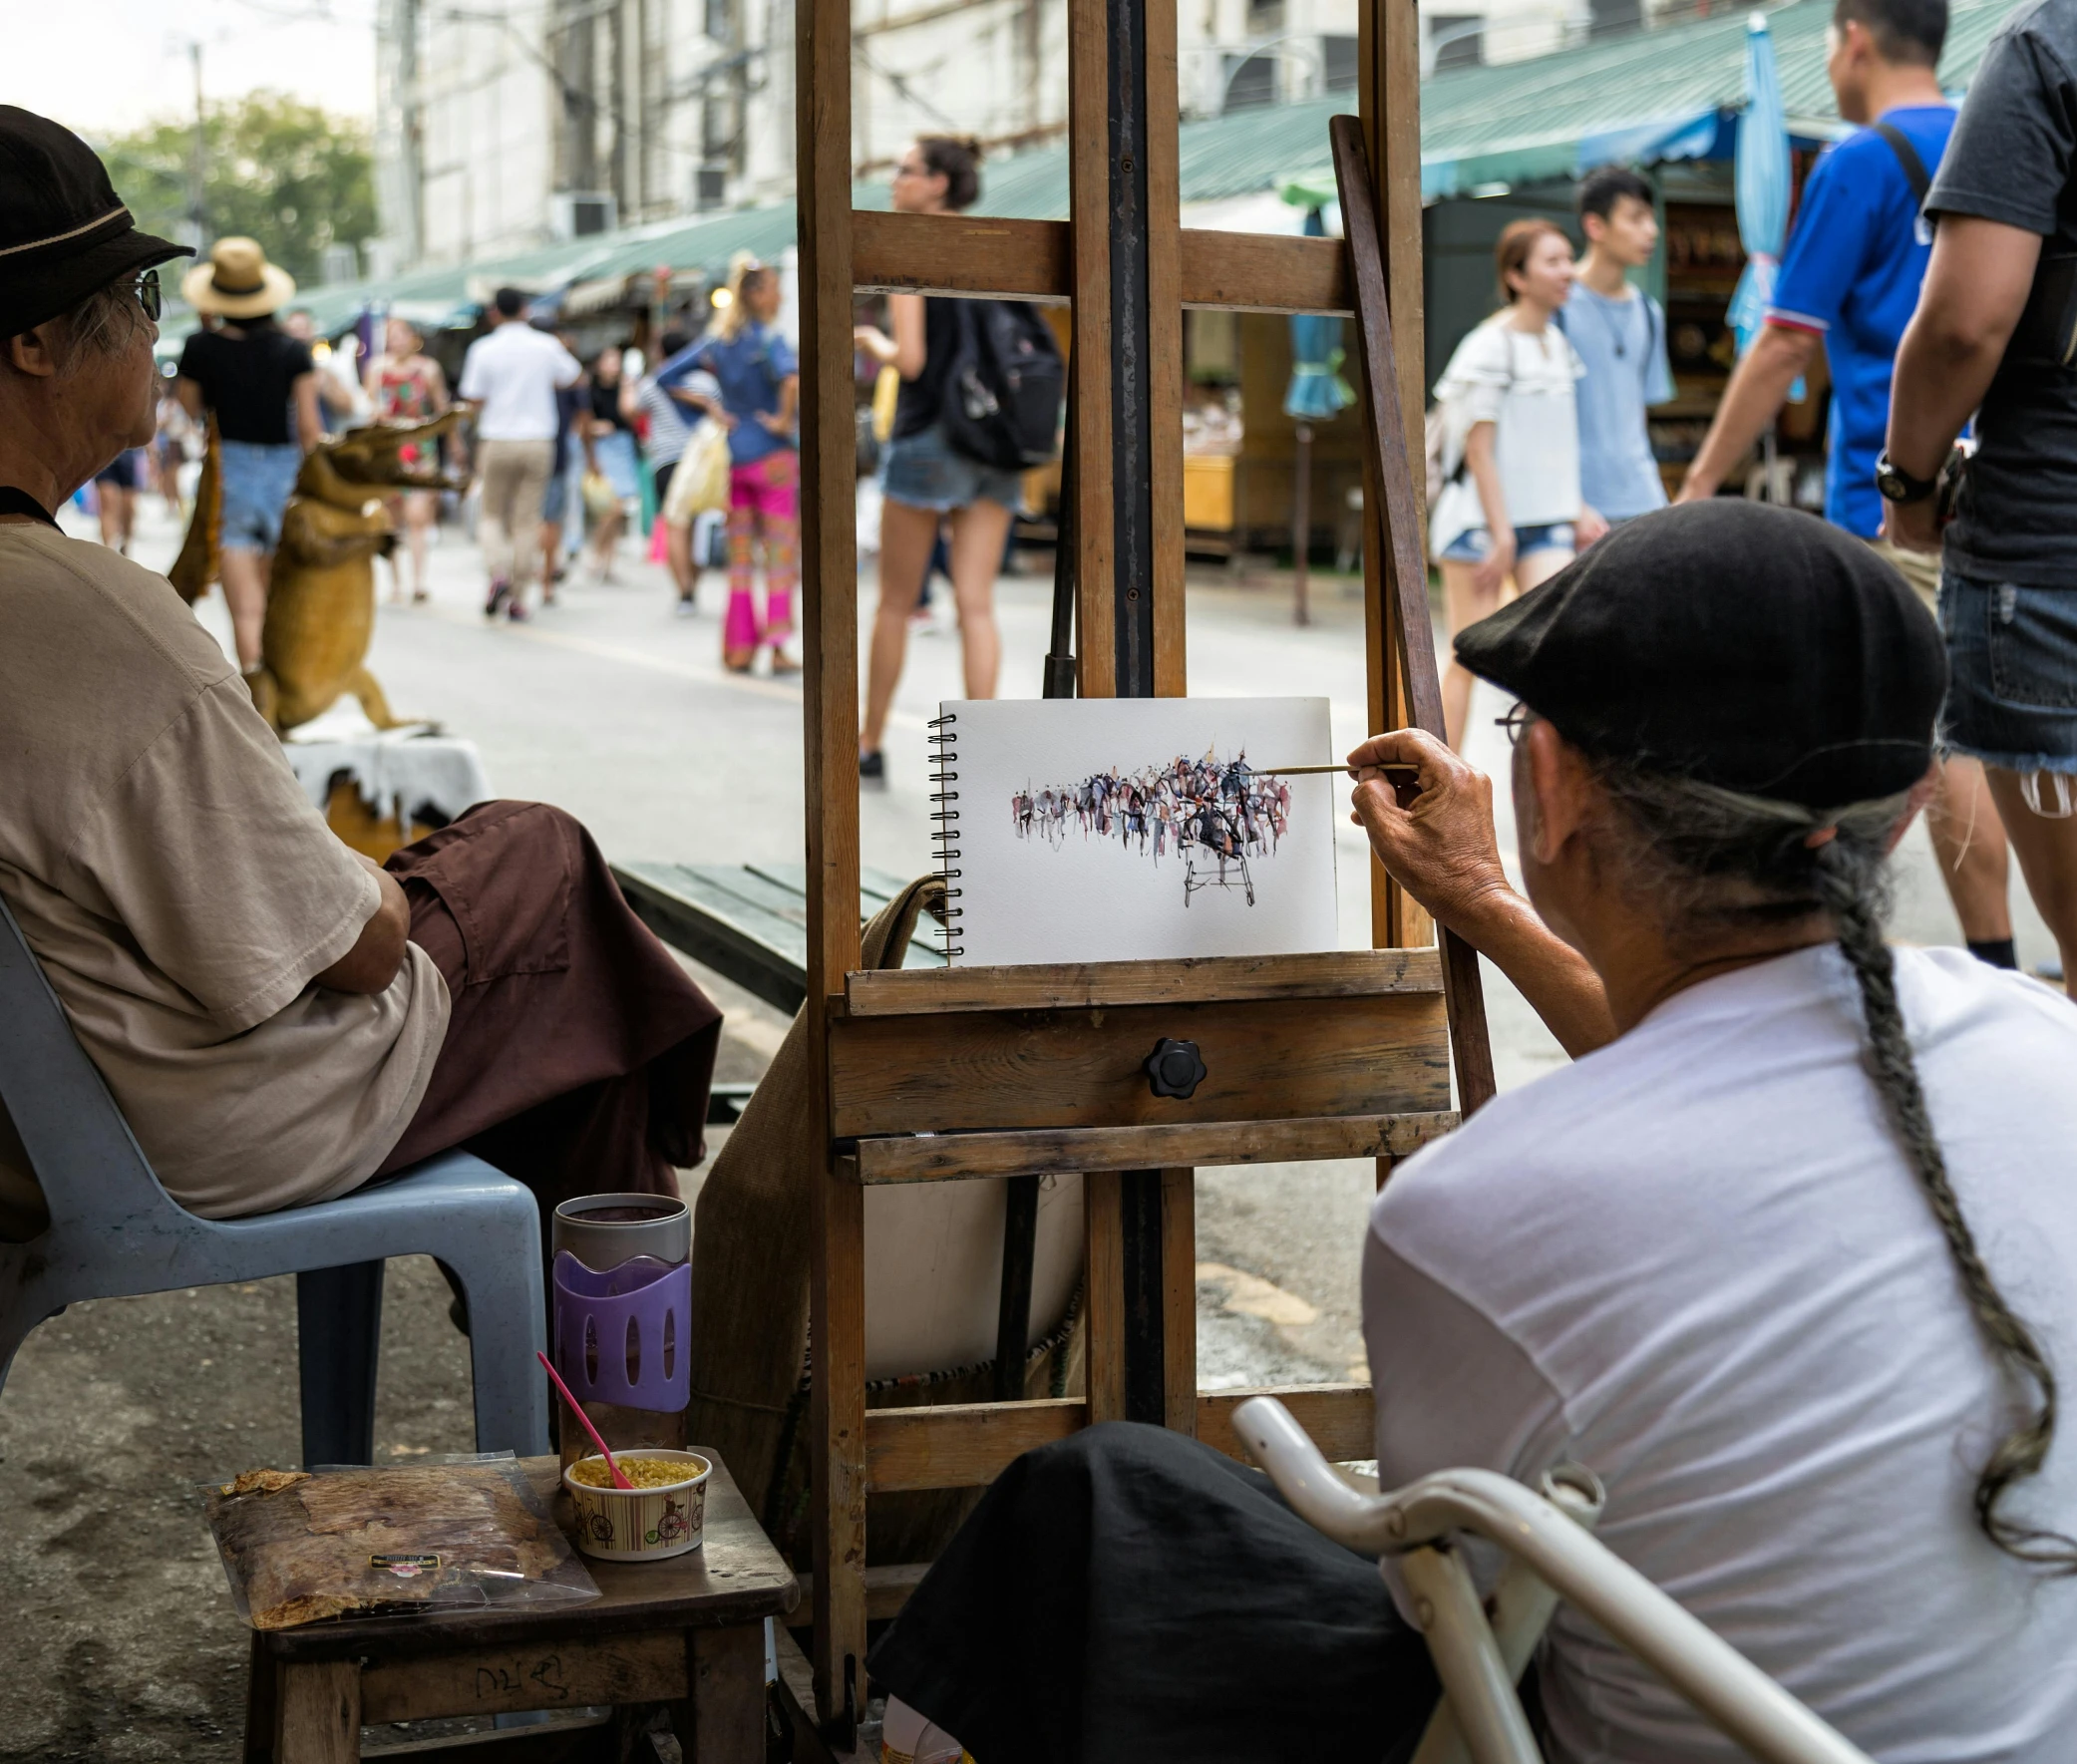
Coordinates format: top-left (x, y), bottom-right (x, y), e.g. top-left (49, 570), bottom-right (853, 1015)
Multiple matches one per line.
top-left (181, 236), bottom-right (296, 319)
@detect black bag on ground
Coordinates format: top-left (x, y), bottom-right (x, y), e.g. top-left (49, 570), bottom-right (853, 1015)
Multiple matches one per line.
top-left (938, 300), bottom-right (1065, 472)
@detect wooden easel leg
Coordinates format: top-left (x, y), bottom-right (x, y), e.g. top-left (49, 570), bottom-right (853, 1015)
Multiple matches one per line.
top-left (272, 1660), bottom-right (361, 1764)
top-left (795, 0), bottom-right (867, 1726)
top-left (1084, 1172), bottom-right (1127, 1423)
top-left (685, 1625), bottom-right (768, 1764)
top-left (1160, 1168), bottom-right (1198, 1435)
top-left (810, 1166), bottom-right (866, 1741)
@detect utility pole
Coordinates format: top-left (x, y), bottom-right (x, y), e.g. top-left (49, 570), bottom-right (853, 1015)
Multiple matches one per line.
top-left (187, 41), bottom-right (208, 252)
top-left (375, 0), bottom-right (425, 267)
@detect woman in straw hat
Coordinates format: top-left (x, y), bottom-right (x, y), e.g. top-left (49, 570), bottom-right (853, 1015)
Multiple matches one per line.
top-left (173, 235), bottom-right (322, 671)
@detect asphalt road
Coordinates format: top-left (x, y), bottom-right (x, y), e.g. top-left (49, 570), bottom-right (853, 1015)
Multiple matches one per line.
top-left (0, 492), bottom-right (2045, 1759)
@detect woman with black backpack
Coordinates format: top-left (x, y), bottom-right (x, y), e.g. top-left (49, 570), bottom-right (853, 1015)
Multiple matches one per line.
top-left (855, 135), bottom-right (1044, 788)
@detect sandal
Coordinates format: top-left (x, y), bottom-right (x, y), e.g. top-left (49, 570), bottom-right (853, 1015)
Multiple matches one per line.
top-left (723, 647), bottom-right (757, 673)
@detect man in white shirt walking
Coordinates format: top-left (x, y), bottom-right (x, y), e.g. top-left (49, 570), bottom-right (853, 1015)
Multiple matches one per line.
top-left (457, 287), bottom-right (582, 620)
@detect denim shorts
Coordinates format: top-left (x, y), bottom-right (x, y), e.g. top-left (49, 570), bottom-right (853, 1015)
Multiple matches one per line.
top-left (1438, 522), bottom-right (1575, 564)
top-left (218, 440), bottom-right (303, 552)
top-left (1939, 566), bottom-right (2077, 775)
top-left (882, 423), bottom-right (1025, 515)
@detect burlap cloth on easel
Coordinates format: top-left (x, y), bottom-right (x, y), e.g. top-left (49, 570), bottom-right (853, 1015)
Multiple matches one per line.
top-left (683, 874), bottom-right (1084, 1568)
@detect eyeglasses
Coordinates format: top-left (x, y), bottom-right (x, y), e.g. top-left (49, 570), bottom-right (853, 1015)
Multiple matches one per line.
top-left (1495, 702), bottom-right (1535, 746)
top-left (125, 269), bottom-right (163, 323)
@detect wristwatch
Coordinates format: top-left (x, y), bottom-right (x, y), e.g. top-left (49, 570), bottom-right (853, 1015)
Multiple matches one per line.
top-left (1875, 450), bottom-right (1940, 504)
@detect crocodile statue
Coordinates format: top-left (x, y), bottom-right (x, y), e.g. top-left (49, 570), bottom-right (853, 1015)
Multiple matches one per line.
top-left (242, 410), bottom-right (463, 735)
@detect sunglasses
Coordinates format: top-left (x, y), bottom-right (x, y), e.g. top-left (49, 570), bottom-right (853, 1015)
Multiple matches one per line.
top-left (1496, 702), bottom-right (1535, 746)
top-left (124, 268), bottom-right (163, 323)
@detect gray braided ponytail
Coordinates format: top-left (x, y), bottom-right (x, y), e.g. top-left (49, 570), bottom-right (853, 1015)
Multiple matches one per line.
top-left (1591, 758), bottom-right (2077, 1572)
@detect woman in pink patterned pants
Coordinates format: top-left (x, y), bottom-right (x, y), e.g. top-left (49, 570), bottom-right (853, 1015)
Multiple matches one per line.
top-left (725, 446), bottom-right (798, 674)
top-left (657, 257), bottom-right (799, 673)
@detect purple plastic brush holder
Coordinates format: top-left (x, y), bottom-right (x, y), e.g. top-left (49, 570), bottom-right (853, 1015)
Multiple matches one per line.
top-left (552, 1250), bottom-right (692, 1411)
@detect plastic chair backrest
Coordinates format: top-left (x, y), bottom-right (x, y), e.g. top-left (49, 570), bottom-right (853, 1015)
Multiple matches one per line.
top-left (1234, 1397), bottom-right (1876, 1764)
top-left (0, 897), bottom-right (188, 1240)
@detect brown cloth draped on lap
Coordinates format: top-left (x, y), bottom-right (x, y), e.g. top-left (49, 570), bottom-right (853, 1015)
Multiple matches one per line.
top-left (374, 801), bottom-right (722, 1235)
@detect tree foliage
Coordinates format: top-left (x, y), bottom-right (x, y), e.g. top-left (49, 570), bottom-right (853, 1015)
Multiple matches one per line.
top-left (101, 92), bottom-right (376, 287)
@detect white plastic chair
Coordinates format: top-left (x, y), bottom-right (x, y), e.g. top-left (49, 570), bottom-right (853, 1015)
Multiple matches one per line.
top-left (1233, 1397), bottom-right (1875, 1764)
top-left (0, 898), bottom-right (548, 1464)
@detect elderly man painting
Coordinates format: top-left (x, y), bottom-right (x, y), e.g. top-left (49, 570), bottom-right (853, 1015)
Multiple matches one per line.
top-left (0, 108), bottom-right (719, 1250)
top-left (869, 505), bottom-right (2077, 1761)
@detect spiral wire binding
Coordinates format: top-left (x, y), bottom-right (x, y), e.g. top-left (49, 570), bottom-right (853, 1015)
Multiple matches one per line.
top-left (926, 713), bottom-right (964, 958)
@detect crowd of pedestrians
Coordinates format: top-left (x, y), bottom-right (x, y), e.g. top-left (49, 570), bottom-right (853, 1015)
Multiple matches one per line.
top-left (1424, 0), bottom-right (2077, 980)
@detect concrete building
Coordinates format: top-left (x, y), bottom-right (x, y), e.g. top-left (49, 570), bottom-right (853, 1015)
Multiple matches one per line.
top-left (374, 0), bottom-right (1643, 272)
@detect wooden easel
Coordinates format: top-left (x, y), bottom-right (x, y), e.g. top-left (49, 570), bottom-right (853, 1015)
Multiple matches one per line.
top-left (795, 0), bottom-right (1494, 1739)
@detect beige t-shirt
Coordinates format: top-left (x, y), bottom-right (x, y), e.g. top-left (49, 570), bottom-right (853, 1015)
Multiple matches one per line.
top-left (0, 525), bottom-right (450, 1221)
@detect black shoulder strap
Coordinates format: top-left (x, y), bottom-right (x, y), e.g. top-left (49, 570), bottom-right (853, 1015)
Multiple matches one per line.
top-left (1872, 120), bottom-right (1932, 206)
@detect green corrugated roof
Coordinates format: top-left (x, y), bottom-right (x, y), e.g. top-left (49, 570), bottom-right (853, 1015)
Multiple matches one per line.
top-left (1389, 0), bottom-right (2019, 197)
top-left (240, 0), bottom-right (2024, 333)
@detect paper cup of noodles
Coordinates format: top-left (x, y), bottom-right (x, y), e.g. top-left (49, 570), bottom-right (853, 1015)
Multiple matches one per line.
top-left (563, 1450), bottom-right (712, 1562)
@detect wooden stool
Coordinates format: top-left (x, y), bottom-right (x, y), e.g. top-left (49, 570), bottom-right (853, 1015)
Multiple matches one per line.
top-left (242, 1453), bottom-right (796, 1763)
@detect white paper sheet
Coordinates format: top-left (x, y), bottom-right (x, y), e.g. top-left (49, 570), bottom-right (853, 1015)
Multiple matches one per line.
top-left (935, 696), bottom-right (1339, 965)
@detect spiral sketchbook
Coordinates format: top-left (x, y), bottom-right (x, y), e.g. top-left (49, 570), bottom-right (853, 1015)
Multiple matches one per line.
top-left (927, 696), bottom-right (1340, 966)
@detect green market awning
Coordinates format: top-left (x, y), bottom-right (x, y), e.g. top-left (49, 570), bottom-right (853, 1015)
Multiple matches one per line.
top-left (1397, 0), bottom-right (2013, 201)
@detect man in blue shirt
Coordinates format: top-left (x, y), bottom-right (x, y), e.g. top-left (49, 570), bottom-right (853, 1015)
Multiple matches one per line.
top-left (1678, 0), bottom-right (2016, 969)
top-left (1566, 167), bottom-right (1675, 526)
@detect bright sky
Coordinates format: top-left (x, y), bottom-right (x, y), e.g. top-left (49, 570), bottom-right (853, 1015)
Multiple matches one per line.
top-left (5, 0), bottom-right (376, 142)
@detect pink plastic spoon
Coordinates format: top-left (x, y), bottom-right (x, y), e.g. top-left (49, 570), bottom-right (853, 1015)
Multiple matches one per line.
top-left (536, 1349), bottom-right (635, 1490)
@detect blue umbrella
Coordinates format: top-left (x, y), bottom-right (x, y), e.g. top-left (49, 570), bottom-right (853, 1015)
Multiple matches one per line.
top-left (1285, 206), bottom-right (1356, 422)
top-left (1727, 14), bottom-right (1791, 360)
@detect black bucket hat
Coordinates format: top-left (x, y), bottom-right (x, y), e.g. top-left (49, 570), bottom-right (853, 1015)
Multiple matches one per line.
top-left (0, 106), bottom-right (191, 339)
top-left (1456, 501), bottom-right (1946, 808)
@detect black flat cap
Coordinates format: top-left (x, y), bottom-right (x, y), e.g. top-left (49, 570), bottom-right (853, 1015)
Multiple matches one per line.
top-left (1457, 501), bottom-right (1945, 807)
top-left (0, 107), bottom-right (190, 339)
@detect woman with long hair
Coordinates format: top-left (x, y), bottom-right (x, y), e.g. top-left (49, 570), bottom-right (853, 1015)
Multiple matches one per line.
top-left (658, 256), bottom-right (800, 671)
top-left (364, 315), bottom-right (453, 603)
top-left (853, 135), bottom-right (1019, 787)
top-left (1429, 217), bottom-right (1602, 748)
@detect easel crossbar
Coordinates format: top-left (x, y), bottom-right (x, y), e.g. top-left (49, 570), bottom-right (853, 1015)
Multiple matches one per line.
top-left (854, 209), bottom-right (1353, 314)
top-left (840, 947), bottom-right (1443, 1016)
top-left (865, 1386), bottom-right (1376, 1493)
top-left (841, 1111), bottom-right (1460, 1183)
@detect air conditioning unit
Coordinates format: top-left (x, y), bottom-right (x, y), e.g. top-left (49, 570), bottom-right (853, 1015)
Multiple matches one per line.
top-left (549, 190), bottom-right (617, 241)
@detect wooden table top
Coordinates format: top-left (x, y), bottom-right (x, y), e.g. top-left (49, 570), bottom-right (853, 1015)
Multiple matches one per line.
top-left (258, 1452), bottom-right (799, 1662)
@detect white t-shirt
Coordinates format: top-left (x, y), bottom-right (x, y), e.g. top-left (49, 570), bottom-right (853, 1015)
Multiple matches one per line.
top-left (1363, 944), bottom-right (2077, 1764)
top-left (458, 321), bottom-right (583, 442)
top-left (1429, 314), bottom-right (1585, 555)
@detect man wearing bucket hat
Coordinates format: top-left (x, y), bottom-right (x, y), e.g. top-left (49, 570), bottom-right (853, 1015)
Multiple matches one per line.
top-left (173, 235), bottom-right (323, 670)
top-left (866, 503), bottom-right (2077, 1762)
top-left (0, 109), bottom-right (721, 1259)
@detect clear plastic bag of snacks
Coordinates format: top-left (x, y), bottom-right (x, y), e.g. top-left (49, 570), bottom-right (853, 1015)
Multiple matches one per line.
top-left (204, 1452), bottom-right (599, 1629)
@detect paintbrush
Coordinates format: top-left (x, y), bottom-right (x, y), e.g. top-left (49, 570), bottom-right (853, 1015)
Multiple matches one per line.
top-left (1249, 762), bottom-right (1420, 778)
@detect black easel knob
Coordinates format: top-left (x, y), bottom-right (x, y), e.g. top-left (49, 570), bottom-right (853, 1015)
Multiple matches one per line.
top-left (1145, 1038), bottom-right (1209, 1100)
